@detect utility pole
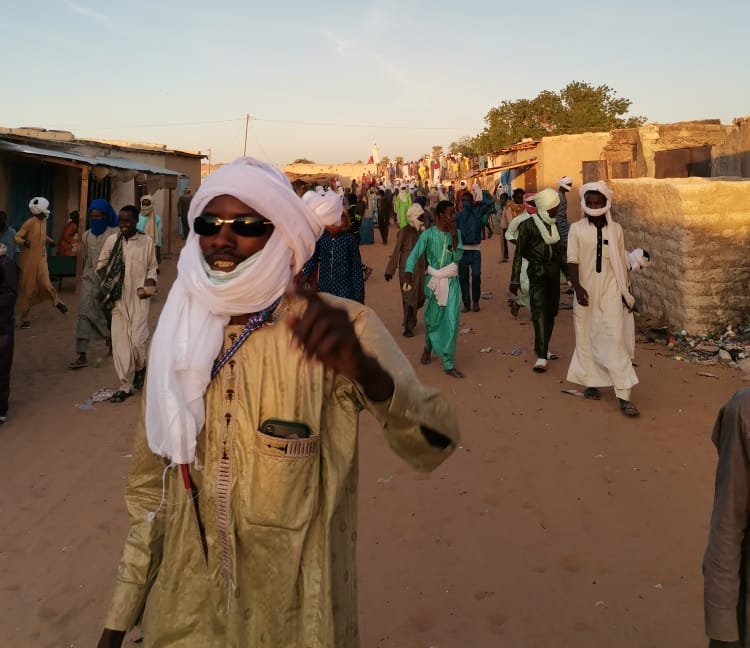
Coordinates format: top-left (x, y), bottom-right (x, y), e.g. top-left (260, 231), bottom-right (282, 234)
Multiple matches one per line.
top-left (207, 146), bottom-right (212, 173)
top-left (243, 113), bottom-right (249, 156)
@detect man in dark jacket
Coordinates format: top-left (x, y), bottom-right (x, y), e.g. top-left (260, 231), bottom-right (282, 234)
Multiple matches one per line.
top-left (455, 191), bottom-right (494, 312)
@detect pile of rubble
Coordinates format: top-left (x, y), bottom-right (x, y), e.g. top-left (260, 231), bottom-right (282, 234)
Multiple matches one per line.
top-left (641, 324), bottom-right (750, 373)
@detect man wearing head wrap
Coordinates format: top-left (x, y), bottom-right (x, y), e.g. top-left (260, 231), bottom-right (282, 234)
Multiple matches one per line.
top-left (500, 188), bottom-right (526, 262)
top-left (14, 197), bottom-right (68, 328)
top-left (505, 193), bottom-right (537, 316)
top-left (68, 199), bottom-right (120, 370)
top-left (403, 200), bottom-right (465, 379)
top-left (385, 203), bottom-right (426, 337)
top-left (136, 194), bottom-right (163, 264)
top-left (300, 197), bottom-right (365, 304)
top-left (394, 183), bottom-right (412, 228)
top-left (0, 242), bottom-right (18, 424)
top-left (509, 188), bottom-right (565, 372)
top-left (97, 158), bottom-right (459, 648)
top-left (566, 182), bottom-right (640, 416)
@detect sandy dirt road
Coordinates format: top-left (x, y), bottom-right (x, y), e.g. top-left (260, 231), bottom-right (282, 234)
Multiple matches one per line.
top-left (0, 231), bottom-right (742, 648)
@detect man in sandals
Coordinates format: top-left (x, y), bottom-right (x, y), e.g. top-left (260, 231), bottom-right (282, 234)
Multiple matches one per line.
top-left (97, 205), bottom-right (158, 403)
top-left (566, 182), bottom-right (639, 417)
top-left (96, 159), bottom-right (459, 647)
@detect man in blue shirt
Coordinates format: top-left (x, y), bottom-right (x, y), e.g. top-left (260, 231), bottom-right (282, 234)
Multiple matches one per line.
top-left (455, 192), bottom-right (493, 312)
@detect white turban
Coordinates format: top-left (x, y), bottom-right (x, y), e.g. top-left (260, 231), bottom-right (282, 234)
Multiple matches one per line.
top-left (146, 157), bottom-right (342, 464)
top-left (533, 188), bottom-right (560, 215)
top-left (406, 203), bottom-right (425, 230)
top-left (29, 197), bottom-right (50, 216)
top-left (459, 180), bottom-right (467, 189)
top-left (557, 176), bottom-right (573, 190)
top-left (579, 181), bottom-right (613, 217)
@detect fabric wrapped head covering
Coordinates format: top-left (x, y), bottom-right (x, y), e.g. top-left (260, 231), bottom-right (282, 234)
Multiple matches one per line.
top-left (406, 203), bottom-right (425, 230)
top-left (139, 194), bottom-right (155, 216)
top-left (459, 180), bottom-right (467, 189)
top-left (29, 197), bottom-right (50, 216)
top-left (88, 198), bottom-right (118, 235)
top-left (533, 188), bottom-right (560, 216)
top-left (557, 176), bottom-right (573, 190)
top-left (523, 192), bottom-right (538, 214)
top-left (146, 157), bottom-right (342, 464)
top-left (0, 243), bottom-right (6, 256)
top-left (580, 181), bottom-right (613, 218)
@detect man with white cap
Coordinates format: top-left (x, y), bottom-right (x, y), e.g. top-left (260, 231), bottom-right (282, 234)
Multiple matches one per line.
top-left (97, 158), bottom-right (459, 648)
top-left (14, 197), bottom-right (68, 328)
top-left (566, 182), bottom-right (640, 416)
top-left (509, 188), bottom-right (565, 372)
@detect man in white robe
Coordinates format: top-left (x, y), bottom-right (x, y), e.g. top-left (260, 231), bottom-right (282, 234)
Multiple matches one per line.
top-left (97, 205), bottom-right (158, 402)
top-left (566, 182), bottom-right (639, 416)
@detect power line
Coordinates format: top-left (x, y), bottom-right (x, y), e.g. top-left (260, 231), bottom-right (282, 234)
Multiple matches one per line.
top-left (251, 116), bottom-right (473, 131)
top-left (62, 117), bottom-right (245, 130)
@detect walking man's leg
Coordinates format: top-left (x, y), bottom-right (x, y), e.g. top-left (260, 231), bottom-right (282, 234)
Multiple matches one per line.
top-left (458, 256), bottom-right (470, 312)
top-left (471, 251), bottom-right (481, 311)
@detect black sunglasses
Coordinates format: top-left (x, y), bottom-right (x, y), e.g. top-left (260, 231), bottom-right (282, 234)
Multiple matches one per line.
top-left (193, 214), bottom-right (273, 237)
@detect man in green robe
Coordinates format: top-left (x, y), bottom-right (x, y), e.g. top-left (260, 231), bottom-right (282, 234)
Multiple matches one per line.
top-left (404, 200), bottom-right (465, 378)
top-left (394, 186), bottom-right (412, 228)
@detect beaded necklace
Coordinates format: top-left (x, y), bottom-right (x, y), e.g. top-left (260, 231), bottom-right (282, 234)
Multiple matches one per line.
top-left (211, 296), bottom-right (283, 379)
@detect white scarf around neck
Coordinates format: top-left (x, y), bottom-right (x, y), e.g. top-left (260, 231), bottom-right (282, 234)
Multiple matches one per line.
top-left (145, 158), bottom-right (342, 464)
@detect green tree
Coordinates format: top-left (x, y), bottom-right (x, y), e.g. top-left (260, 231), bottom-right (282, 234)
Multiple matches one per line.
top-left (293, 158), bottom-right (315, 164)
top-left (473, 81), bottom-right (646, 154)
top-left (449, 136), bottom-right (477, 156)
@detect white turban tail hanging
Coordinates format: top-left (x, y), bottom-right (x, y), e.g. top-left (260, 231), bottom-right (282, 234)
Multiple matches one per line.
top-left (530, 188), bottom-right (561, 245)
top-left (146, 157), bottom-right (342, 464)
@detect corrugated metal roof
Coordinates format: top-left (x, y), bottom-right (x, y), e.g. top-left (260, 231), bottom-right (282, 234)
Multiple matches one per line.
top-left (0, 139), bottom-right (182, 176)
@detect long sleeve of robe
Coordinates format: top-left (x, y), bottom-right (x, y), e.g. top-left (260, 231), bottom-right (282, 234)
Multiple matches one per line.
top-left (704, 387), bottom-right (750, 645)
top-left (103, 294), bottom-right (460, 647)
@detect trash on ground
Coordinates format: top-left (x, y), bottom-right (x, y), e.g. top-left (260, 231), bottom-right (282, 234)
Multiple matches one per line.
top-left (561, 389), bottom-right (585, 397)
top-left (480, 347), bottom-right (492, 353)
top-left (376, 476), bottom-right (393, 484)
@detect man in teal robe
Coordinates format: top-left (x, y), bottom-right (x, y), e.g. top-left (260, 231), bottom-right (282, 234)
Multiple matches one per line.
top-left (404, 200), bottom-right (464, 378)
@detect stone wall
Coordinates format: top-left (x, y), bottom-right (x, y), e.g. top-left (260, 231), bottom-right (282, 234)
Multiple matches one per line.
top-left (612, 178), bottom-right (750, 334)
top-left (712, 117), bottom-right (750, 177)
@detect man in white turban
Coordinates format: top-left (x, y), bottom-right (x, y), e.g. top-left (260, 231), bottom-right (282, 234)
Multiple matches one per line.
top-left (97, 158), bottom-right (459, 648)
top-left (566, 181), bottom-right (640, 416)
top-left (509, 188), bottom-right (565, 372)
top-left (14, 197), bottom-right (68, 328)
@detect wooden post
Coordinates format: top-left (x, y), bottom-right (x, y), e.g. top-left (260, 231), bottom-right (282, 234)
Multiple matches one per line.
top-left (76, 165), bottom-right (90, 286)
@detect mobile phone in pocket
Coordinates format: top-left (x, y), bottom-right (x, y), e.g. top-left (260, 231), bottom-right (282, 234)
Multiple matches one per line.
top-left (260, 419), bottom-right (311, 440)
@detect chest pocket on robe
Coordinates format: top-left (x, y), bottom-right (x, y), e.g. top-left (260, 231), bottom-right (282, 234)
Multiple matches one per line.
top-left (242, 430), bottom-right (320, 530)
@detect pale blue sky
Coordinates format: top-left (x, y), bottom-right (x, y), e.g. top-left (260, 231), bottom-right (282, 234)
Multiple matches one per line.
top-left (1, 0), bottom-right (748, 166)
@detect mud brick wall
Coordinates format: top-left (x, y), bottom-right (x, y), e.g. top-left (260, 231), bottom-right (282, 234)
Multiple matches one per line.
top-left (611, 178), bottom-right (750, 334)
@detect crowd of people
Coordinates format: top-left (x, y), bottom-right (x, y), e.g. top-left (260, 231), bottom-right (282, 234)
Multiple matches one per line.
top-left (3, 156), bottom-right (749, 648)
